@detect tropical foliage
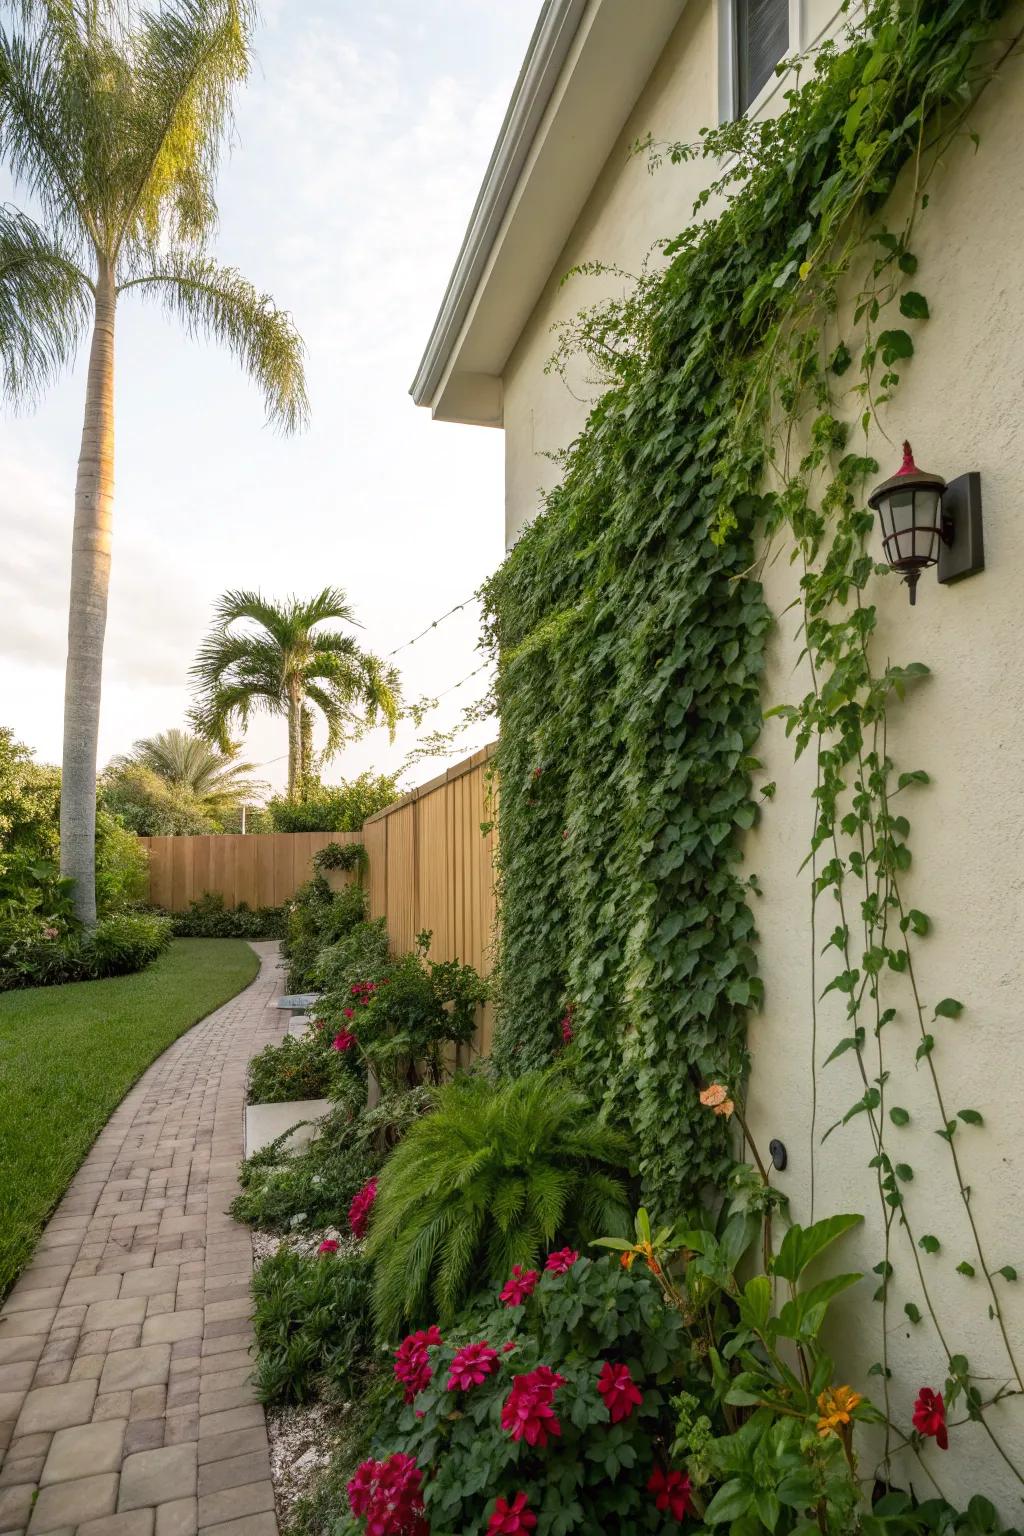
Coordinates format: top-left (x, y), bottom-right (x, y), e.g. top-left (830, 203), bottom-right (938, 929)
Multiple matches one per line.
top-left (101, 728), bottom-right (265, 834)
top-left (367, 1072), bottom-right (632, 1335)
top-left (252, 1245), bottom-right (375, 1407)
top-left (190, 589), bottom-right (399, 800)
top-left (0, 0), bottom-right (307, 921)
top-left (256, 771), bottom-right (401, 833)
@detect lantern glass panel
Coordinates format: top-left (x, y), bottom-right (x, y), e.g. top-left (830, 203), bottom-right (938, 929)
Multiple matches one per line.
top-left (881, 486), bottom-right (942, 568)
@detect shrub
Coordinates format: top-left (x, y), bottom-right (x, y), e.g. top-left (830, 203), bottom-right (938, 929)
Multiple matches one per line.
top-left (262, 772), bottom-right (400, 833)
top-left (346, 1254), bottom-right (688, 1536)
top-left (285, 877), bottom-right (367, 991)
top-left (252, 1246), bottom-right (375, 1406)
top-left (314, 918), bottom-right (391, 995)
top-left (331, 936), bottom-right (487, 1093)
top-left (312, 841), bottom-right (366, 874)
top-left (245, 1028), bottom-right (360, 1105)
top-left (94, 810), bottom-right (149, 912)
top-left (367, 1071), bottom-right (632, 1335)
top-left (231, 1088), bottom-right (432, 1235)
top-left (167, 892), bottom-right (287, 940)
top-left (0, 910), bottom-right (172, 991)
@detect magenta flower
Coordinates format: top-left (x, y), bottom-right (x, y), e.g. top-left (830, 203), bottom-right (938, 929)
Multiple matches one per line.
top-left (545, 1247), bottom-right (579, 1275)
top-left (487, 1491), bottom-right (538, 1535)
top-left (447, 1341), bottom-right (498, 1392)
top-left (597, 1361), bottom-right (644, 1423)
top-left (317, 1239), bottom-right (339, 1256)
top-left (332, 1028), bottom-right (357, 1051)
top-left (348, 1177), bottom-right (377, 1240)
top-left (500, 1367), bottom-right (566, 1448)
top-left (394, 1326), bottom-right (443, 1404)
top-left (347, 1452), bottom-right (427, 1534)
top-left (500, 1265), bottom-right (539, 1307)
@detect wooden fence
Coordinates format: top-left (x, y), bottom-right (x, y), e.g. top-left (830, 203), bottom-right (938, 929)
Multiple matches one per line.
top-left (362, 744), bottom-right (498, 1050)
top-left (140, 829), bottom-right (364, 911)
top-left (140, 745), bottom-right (499, 1047)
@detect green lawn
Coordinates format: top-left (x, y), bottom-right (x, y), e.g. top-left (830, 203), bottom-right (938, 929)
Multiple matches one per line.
top-left (0, 938), bottom-right (261, 1298)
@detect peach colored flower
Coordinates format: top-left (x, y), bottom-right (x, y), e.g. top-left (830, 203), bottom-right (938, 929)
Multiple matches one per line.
top-left (700, 1083), bottom-right (735, 1118)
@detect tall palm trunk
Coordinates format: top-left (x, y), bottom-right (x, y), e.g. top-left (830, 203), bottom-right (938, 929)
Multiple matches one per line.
top-left (60, 262), bottom-right (116, 925)
top-left (286, 676), bottom-right (303, 801)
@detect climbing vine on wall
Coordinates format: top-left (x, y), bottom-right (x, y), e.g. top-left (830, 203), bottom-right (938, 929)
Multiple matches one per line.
top-left (481, 1), bottom-right (1023, 1476)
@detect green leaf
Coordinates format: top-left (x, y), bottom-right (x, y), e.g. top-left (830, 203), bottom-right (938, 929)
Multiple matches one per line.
top-left (705, 1479), bottom-right (754, 1524)
top-left (957, 1109), bottom-right (983, 1126)
top-left (877, 328), bottom-right (914, 363)
top-left (774, 1214), bottom-right (863, 1282)
top-left (904, 1302), bottom-right (922, 1324)
top-left (894, 1164), bottom-right (913, 1182)
top-left (830, 342), bottom-right (852, 376)
top-left (915, 1035), bottom-right (934, 1062)
top-left (899, 291), bottom-right (930, 319)
top-left (889, 1106), bottom-right (910, 1126)
top-left (919, 1235), bottom-right (941, 1254)
top-left (996, 1265), bottom-right (1018, 1282)
top-left (739, 1274), bottom-right (772, 1331)
top-left (957, 1261), bottom-right (976, 1278)
top-left (934, 997), bottom-right (964, 1019)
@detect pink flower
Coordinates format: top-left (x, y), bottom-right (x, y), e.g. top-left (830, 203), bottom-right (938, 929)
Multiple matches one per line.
top-left (317, 1239), bottom-right (339, 1256)
top-left (447, 1341), bottom-right (498, 1392)
top-left (500, 1367), bottom-right (565, 1448)
top-left (332, 1028), bottom-right (357, 1051)
top-left (545, 1248), bottom-right (579, 1275)
top-left (343, 1007), bottom-right (355, 1020)
top-left (501, 1341), bottom-right (516, 1354)
top-left (648, 1467), bottom-right (693, 1523)
top-left (559, 1003), bottom-right (575, 1044)
top-left (597, 1361), bottom-right (643, 1423)
top-left (500, 1265), bottom-right (539, 1307)
top-left (394, 1326), bottom-right (443, 1404)
top-left (348, 1177), bottom-right (377, 1240)
top-left (347, 1453), bottom-right (427, 1534)
top-left (487, 1491), bottom-right (537, 1535)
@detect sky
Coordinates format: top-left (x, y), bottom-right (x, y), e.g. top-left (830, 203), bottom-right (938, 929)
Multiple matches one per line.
top-left (0, 0), bottom-right (541, 796)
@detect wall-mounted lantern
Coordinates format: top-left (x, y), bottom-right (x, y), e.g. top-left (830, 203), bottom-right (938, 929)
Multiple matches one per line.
top-left (867, 442), bottom-right (984, 605)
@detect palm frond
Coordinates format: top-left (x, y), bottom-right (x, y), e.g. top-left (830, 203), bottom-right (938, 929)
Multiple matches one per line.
top-left (120, 251), bottom-right (307, 430)
top-left (0, 203), bottom-right (90, 401)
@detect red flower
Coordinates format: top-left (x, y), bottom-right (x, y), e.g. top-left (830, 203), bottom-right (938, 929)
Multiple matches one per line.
top-left (559, 1003), bottom-right (575, 1044)
top-left (317, 1239), bottom-right (339, 1256)
top-left (394, 1325), bottom-right (443, 1404)
top-left (332, 1028), bottom-right (357, 1051)
top-left (500, 1265), bottom-right (539, 1306)
top-left (913, 1387), bottom-right (949, 1450)
top-left (597, 1361), bottom-right (644, 1423)
top-left (648, 1466), bottom-right (694, 1522)
top-left (347, 1453), bottom-right (427, 1534)
top-left (545, 1247), bottom-right (579, 1275)
top-left (348, 1177), bottom-right (377, 1240)
top-left (501, 1341), bottom-right (516, 1354)
top-left (343, 1008), bottom-right (355, 1020)
top-left (447, 1340), bottom-right (498, 1392)
top-left (500, 1367), bottom-right (566, 1448)
top-left (487, 1491), bottom-right (537, 1535)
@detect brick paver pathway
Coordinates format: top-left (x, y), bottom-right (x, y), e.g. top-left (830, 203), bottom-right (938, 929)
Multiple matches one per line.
top-left (0, 943), bottom-right (288, 1536)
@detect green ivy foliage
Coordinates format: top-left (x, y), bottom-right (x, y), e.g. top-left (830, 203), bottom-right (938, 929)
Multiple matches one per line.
top-left (481, 0), bottom-right (1011, 1212)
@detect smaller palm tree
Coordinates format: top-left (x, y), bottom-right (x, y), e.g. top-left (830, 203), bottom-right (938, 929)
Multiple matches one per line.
top-left (190, 588), bottom-right (399, 800)
top-left (103, 728), bottom-right (264, 833)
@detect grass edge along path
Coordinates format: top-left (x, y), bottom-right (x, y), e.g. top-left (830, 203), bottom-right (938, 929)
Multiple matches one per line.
top-left (0, 936), bottom-right (262, 1298)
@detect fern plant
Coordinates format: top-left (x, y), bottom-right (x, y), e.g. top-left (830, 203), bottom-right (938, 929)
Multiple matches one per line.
top-left (367, 1071), bottom-right (633, 1335)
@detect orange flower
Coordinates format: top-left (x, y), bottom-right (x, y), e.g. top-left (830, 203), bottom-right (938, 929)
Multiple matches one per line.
top-left (816, 1385), bottom-right (863, 1439)
top-left (620, 1251), bottom-right (637, 1271)
top-left (620, 1242), bottom-right (660, 1276)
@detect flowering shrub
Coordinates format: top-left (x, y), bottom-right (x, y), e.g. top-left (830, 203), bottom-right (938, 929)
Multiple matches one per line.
top-left (347, 1453), bottom-right (427, 1536)
top-left (346, 1253), bottom-right (692, 1535)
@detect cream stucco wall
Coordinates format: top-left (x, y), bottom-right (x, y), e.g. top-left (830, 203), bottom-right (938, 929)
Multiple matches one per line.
top-left (498, 0), bottom-right (1024, 1510)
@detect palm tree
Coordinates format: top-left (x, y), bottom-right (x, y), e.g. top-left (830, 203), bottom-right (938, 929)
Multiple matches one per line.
top-left (0, 0), bottom-right (308, 922)
top-left (103, 727), bottom-right (265, 832)
top-left (190, 588), bottom-right (400, 800)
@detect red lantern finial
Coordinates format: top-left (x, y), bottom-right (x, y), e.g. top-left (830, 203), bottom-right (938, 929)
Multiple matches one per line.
top-left (896, 440), bottom-right (917, 477)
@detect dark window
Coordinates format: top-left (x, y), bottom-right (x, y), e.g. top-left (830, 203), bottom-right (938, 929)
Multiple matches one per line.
top-left (735, 0), bottom-right (789, 112)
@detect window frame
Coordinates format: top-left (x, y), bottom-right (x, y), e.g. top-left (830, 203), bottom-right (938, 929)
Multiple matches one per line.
top-left (718, 0), bottom-right (803, 122)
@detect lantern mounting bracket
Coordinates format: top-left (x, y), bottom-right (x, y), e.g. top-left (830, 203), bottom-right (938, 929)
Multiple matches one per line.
top-left (936, 472), bottom-right (984, 587)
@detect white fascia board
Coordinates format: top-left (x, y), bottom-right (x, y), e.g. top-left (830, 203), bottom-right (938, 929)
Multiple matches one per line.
top-left (411, 0), bottom-right (688, 426)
